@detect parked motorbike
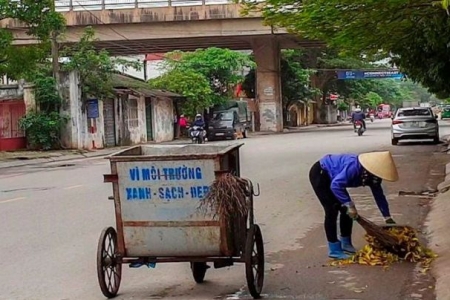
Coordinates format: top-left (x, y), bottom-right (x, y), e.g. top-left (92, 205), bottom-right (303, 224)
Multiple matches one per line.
top-left (369, 114), bottom-right (374, 122)
top-left (354, 120), bottom-right (365, 136)
top-left (190, 126), bottom-right (205, 144)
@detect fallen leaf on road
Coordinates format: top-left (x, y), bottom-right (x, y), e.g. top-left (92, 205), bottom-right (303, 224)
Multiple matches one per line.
top-left (327, 281), bottom-right (335, 284)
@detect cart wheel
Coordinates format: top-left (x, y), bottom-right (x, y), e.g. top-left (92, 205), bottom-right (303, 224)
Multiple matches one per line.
top-left (97, 227), bottom-right (122, 298)
top-left (190, 262), bottom-right (209, 283)
top-left (245, 224), bottom-right (265, 299)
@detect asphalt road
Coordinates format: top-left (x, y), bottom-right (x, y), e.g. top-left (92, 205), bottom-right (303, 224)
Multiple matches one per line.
top-left (1, 119), bottom-right (449, 300)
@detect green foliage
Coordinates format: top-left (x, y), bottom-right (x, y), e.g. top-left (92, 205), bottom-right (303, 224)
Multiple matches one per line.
top-left (162, 48), bottom-right (255, 102)
top-left (280, 50), bottom-right (316, 109)
top-left (149, 69), bottom-right (214, 117)
top-left (61, 27), bottom-right (141, 105)
top-left (241, 0), bottom-right (450, 96)
top-left (19, 112), bottom-right (66, 150)
top-left (337, 101), bottom-right (349, 112)
top-left (242, 50), bottom-right (316, 113)
top-left (19, 68), bottom-right (67, 150)
top-left (0, 0), bottom-right (65, 79)
top-left (151, 48), bottom-right (254, 116)
top-left (364, 92), bottom-right (384, 108)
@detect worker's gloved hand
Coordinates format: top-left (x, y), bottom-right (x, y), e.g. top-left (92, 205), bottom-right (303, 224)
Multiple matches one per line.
top-left (385, 217), bottom-right (396, 224)
top-left (344, 203), bottom-right (358, 220)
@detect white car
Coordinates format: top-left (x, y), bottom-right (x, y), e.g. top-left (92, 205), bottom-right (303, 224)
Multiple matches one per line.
top-left (391, 107), bottom-right (439, 145)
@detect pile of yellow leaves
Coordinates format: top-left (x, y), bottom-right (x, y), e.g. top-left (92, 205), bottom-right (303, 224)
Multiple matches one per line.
top-left (331, 226), bottom-right (437, 271)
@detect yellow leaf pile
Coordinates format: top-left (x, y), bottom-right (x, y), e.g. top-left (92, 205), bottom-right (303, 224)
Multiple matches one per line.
top-left (330, 226), bottom-right (437, 271)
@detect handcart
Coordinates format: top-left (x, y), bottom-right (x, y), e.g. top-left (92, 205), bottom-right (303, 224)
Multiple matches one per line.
top-left (99, 143), bottom-right (264, 299)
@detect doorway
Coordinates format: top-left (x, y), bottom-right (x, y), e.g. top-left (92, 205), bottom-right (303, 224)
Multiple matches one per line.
top-left (145, 98), bottom-right (153, 141)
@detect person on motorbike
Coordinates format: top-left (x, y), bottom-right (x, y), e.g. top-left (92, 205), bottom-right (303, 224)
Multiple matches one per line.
top-left (192, 113), bottom-right (205, 127)
top-left (351, 107), bottom-right (366, 132)
top-left (189, 114), bottom-right (207, 140)
top-left (309, 151), bottom-right (398, 259)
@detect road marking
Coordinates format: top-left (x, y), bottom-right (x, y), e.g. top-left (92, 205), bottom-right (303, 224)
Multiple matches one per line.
top-left (64, 185), bottom-right (84, 190)
top-left (0, 197), bottom-right (26, 204)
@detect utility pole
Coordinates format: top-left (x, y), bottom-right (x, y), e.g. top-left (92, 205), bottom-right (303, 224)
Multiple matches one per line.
top-left (51, 2), bottom-right (60, 94)
top-left (51, 32), bottom-right (60, 84)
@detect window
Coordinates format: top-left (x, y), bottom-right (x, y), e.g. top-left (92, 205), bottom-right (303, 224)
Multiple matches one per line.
top-left (397, 109), bottom-right (431, 117)
top-left (127, 98), bottom-right (139, 128)
top-left (213, 112), bottom-right (233, 121)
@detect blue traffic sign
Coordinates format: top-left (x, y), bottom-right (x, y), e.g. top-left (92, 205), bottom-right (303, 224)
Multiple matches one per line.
top-left (87, 99), bottom-right (99, 119)
top-left (337, 70), bottom-right (404, 80)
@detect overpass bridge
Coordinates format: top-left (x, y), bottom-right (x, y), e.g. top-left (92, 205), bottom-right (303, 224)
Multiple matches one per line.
top-left (1, 0), bottom-right (324, 131)
top-left (5, 0), bottom-right (321, 55)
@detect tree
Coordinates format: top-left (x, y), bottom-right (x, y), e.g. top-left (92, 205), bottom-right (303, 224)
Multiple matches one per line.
top-left (162, 48), bottom-right (255, 103)
top-left (364, 92), bottom-right (383, 108)
top-left (19, 65), bottom-right (67, 150)
top-left (0, 0), bottom-right (65, 79)
top-left (149, 69), bottom-right (214, 117)
top-left (301, 48), bottom-right (378, 122)
top-left (61, 27), bottom-right (141, 107)
top-left (240, 0), bottom-right (450, 96)
top-left (151, 48), bottom-right (254, 116)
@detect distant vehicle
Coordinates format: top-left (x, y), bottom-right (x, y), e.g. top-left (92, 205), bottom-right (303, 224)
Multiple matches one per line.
top-left (440, 105), bottom-right (450, 120)
top-left (377, 104), bottom-right (392, 118)
top-left (190, 126), bottom-right (205, 144)
top-left (208, 100), bottom-right (251, 141)
top-left (402, 100), bottom-right (420, 108)
top-left (391, 107), bottom-right (439, 145)
top-left (354, 120), bottom-right (365, 136)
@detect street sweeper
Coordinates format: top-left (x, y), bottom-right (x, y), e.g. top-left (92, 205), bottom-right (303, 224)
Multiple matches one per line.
top-left (308, 151), bottom-right (399, 260)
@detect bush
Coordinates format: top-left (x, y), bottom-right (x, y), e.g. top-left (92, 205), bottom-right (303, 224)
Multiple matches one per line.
top-left (19, 111), bottom-right (66, 150)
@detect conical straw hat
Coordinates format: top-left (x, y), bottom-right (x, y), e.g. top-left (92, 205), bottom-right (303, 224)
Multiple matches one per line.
top-left (358, 151), bottom-right (399, 182)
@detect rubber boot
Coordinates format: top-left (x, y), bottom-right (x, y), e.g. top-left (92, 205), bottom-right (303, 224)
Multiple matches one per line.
top-left (340, 236), bottom-right (356, 254)
top-left (328, 241), bottom-right (351, 260)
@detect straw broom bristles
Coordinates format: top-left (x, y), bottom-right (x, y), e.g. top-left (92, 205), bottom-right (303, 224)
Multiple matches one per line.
top-left (198, 173), bottom-right (249, 220)
top-left (356, 216), bottom-right (399, 248)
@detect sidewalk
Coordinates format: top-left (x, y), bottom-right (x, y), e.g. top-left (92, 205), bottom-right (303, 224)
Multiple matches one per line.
top-left (0, 139), bottom-right (190, 169)
top-left (427, 161), bottom-right (450, 300)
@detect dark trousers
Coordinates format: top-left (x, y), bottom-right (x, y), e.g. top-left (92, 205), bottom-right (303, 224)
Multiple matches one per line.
top-left (309, 161), bottom-right (353, 243)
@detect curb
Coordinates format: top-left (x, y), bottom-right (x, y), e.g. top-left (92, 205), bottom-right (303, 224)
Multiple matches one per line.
top-left (0, 139), bottom-right (194, 170)
top-left (0, 152), bottom-right (110, 170)
top-left (426, 161), bottom-right (450, 300)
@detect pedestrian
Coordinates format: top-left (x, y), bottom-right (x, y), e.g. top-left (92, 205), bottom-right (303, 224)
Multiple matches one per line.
top-left (179, 114), bottom-right (187, 137)
top-left (308, 151), bottom-right (399, 260)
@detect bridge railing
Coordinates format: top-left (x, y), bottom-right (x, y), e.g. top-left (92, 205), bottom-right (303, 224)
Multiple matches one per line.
top-left (55, 0), bottom-right (236, 11)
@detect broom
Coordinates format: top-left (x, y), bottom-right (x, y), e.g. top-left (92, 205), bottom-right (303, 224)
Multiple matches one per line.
top-left (197, 173), bottom-right (249, 219)
top-left (355, 215), bottom-right (399, 248)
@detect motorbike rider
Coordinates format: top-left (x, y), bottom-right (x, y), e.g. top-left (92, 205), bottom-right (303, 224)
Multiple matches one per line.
top-left (351, 107), bottom-right (366, 132)
top-left (309, 151), bottom-right (398, 259)
top-left (192, 114), bottom-right (205, 127)
top-left (190, 114), bottom-right (207, 140)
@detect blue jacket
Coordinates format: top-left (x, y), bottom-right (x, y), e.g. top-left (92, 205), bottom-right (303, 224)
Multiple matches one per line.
top-left (319, 154), bottom-right (391, 217)
top-left (193, 119), bottom-right (205, 127)
top-left (352, 111), bottom-right (366, 121)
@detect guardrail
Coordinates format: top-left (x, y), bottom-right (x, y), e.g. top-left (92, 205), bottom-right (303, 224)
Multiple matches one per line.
top-left (55, 0), bottom-right (234, 11)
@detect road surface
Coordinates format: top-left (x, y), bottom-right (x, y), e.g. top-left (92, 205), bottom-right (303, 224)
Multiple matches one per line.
top-left (1, 119), bottom-right (448, 300)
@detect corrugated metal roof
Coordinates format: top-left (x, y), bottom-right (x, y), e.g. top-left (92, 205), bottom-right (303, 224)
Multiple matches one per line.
top-left (111, 73), bottom-right (184, 99)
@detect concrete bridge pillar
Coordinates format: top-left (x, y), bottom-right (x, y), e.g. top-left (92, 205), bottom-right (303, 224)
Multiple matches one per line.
top-left (252, 37), bottom-right (283, 132)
